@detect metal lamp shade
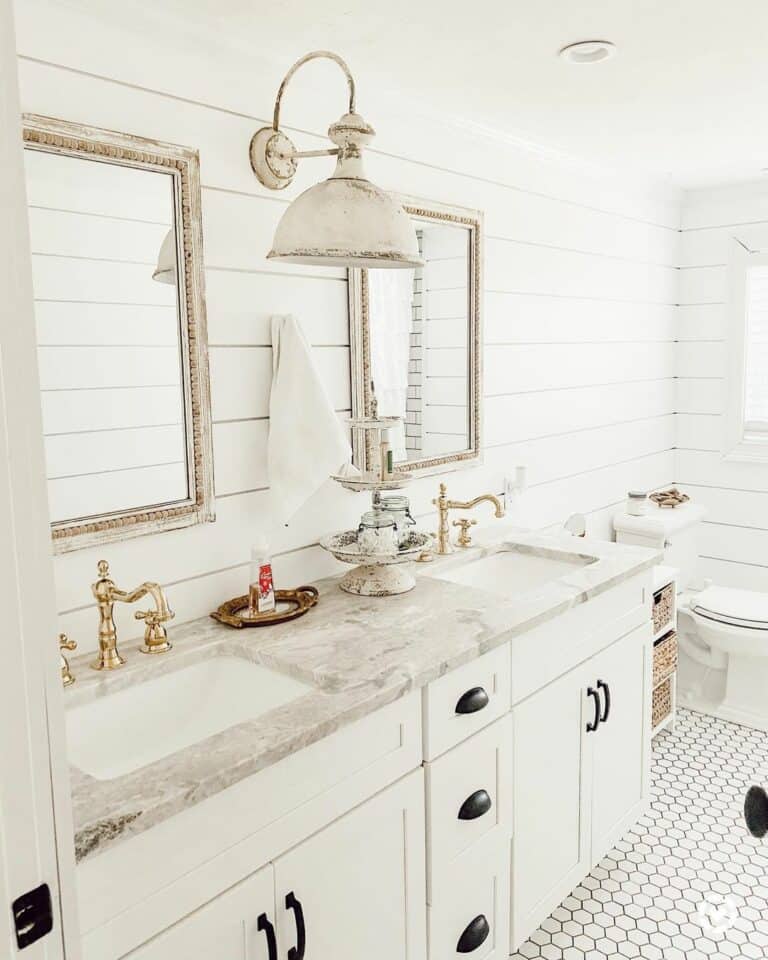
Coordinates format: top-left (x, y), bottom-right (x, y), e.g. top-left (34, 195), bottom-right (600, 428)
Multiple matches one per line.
top-left (268, 177), bottom-right (422, 269)
top-left (152, 228), bottom-right (177, 285)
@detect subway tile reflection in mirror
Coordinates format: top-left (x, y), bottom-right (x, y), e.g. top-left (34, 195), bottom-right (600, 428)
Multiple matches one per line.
top-left (23, 116), bottom-right (214, 552)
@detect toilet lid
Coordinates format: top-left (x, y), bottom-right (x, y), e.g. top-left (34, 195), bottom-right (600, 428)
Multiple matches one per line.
top-left (692, 586), bottom-right (768, 630)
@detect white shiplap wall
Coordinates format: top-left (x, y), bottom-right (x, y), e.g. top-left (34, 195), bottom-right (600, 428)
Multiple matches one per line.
top-left (678, 181), bottom-right (768, 591)
top-left (15, 6), bottom-right (681, 655)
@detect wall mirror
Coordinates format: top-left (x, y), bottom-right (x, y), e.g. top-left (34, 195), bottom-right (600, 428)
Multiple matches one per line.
top-left (349, 197), bottom-right (481, 476)
top-left (23, 115), bottom-right (214, 553)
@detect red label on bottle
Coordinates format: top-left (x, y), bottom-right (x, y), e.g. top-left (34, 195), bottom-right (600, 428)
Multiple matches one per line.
top-left (258, 564), bottom-right (274, 597)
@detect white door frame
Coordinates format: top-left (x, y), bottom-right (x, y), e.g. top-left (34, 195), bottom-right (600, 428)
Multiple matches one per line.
top-left (0, 0), bottom-right (79, 954)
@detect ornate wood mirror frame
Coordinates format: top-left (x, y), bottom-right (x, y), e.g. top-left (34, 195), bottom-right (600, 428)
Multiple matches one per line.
top-left (348, 196), bottom-right (482, 476)
top-left (23, 114), bottom-right (214, 553)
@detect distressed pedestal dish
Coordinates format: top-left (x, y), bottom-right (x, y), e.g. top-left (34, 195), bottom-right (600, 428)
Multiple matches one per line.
top-left (320, 529), bottom-right (432, 595)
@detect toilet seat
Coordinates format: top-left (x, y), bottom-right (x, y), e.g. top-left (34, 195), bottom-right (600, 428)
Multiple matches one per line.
top-left (692, 586), bottom-right (768, 631)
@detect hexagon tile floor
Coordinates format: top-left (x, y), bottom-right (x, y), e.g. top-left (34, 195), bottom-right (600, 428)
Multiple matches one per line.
top-left (512, 708), bottom-right (768, 960)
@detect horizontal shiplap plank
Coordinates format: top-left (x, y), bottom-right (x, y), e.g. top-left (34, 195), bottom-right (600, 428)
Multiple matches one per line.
top-left (204, 270), bottom-right (348, 346)
top-left (676, 414), bottom-right (722, 452)
top-left (699, 557), bottom-right (768, 592)
top-left (682, 182), bottom-right (768, 230)
top-left (677, 304), bottom-right (725, 341)
top-left (44, 424), bottom-right (186, 478)
top-left (485, 239), bottom-right (677, 304)
top-left (486, 295), bottom-right (677, 344)
top-left (678, 266), bottom-right (727, 305)
top-left (699, 522), bottom-right (768, 569)
top-left (48, 461), bottom-right (187, 524)
top-left (41, 385), bottom-right (184, 435)
top-left (483, 415), bottom-right (676, 489)
top-left (38, 345), bottom-right (181, 391)
top-left (676, 378), bottom-right (724, 416)
top-left (676, 449), bottom-right (768, 493)
top-left (677, 483), bottom-right (768, 531)
top-left (679, 222), bottom-right (768, 267)
top-left (485, 380), bottom-right (676, 447)
top-left (209, 345), bottom-right (350, 422)
top-left (676, 341), bottom-right (725, 379)
top-left (31, 254), bottom-right (176, 305)
top-left (28, 206), bottom-right (170, 263)
top-left (24, 147), bottom-right (174, 223)
top-left (34, 301), bottom-right (179, 346)
top-left (484, 342), bottom-right (675, 396)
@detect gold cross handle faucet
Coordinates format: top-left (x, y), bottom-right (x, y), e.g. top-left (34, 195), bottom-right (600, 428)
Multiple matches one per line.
top-left (91, 560), bottom-right (175, 670)
top-left (433, 482), bottom-right (505, 555)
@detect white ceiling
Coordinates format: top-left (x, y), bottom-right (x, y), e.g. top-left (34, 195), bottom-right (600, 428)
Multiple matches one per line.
top-left (41, 0), bottom-right (768, 188)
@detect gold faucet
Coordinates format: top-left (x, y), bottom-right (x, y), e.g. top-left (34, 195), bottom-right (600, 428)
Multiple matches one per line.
top-left (58, 633), bottom-right (77, 687)
top-left (91, 560), bottom-right (175, 670)
top-left (433, 483), bottom-right (505, 555)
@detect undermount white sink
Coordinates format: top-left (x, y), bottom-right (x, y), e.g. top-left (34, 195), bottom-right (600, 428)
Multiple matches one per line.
top-left (429, 548), bottom-right (597, 599)
top-left (66, 657), bottom-right (311, 781)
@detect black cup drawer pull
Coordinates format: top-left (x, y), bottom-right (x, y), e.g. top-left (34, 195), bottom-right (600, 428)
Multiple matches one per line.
top-left (455, 686), bottom-right (489, 715)
top-left (456, 914), bottom-right (490, 953)
top-left (458, 789), bottom-right (492, 821)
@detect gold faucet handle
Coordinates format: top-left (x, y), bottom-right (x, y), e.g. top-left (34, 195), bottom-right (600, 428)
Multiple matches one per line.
top-left (134, 607), bottom-right (175, 625)
top-left (58, 633), bottom-right (77, 687)
top-left (452, 517), bottom-right (478, 548)
top-left (59, 633), bottom-right (77, 652)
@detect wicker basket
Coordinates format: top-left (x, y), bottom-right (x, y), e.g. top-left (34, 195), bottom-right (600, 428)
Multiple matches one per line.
top-left (653, 582), bottom-right (675, 635)
top-left (653, 630), bottom-right (678, 687)
top-left (652, 676), bottom-right (673, 729)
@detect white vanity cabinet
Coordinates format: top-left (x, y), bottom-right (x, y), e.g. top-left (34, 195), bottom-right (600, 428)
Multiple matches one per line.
top-left (125, 770), bottom-right (425, 960)
top-left (511, 621), bottom-right (651, 951)
top-left (272, 768), bottom-right (426, 960)
top-left (124, 864), bottom-right (275, 959)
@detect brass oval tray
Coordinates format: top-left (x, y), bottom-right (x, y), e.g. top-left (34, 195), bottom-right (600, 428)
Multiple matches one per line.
top-left (210, 585), bottom-right (318, 628)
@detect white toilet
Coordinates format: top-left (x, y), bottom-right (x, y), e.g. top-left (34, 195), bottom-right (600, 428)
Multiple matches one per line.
top-left (614, 501), bottom-right (768, 732)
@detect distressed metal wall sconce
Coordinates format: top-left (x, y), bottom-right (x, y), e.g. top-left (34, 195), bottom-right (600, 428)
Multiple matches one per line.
top-left (249, 50), bottom-right (422, 269)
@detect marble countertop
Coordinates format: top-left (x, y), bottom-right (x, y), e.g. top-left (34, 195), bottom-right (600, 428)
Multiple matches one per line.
top-left (66, 530), bottom-right (659, 863)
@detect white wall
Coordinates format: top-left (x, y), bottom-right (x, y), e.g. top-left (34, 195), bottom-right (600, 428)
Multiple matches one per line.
top-left (15, 1), bottom-right (681, 655)
top-left (678, 181), bottom-right (768, 591)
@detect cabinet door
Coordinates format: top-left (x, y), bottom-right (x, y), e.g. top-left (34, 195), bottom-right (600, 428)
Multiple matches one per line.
top-left (124, 864), bottom-right (275, 959)
top-left (274, 768), bottom-right (426, 960)
top-left (589, 624), bottom-right (651, 861)
top-left (511, 664), bottom-right (591, 952)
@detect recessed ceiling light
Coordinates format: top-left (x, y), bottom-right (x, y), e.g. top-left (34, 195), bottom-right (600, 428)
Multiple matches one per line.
top-left (559, 40), bottom-right (616, 64)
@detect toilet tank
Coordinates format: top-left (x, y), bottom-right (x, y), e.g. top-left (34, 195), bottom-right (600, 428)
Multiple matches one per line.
top-left (613, 500), bottom-right (707, 591)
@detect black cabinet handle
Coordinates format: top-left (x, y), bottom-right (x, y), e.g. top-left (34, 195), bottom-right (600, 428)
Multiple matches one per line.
top-left (597, 679), bottom-right (611, 723)
top-left (285, 891), bottom-right (306, 960)
top-left (458, 789), bottom-right (492, 821)
top-left (586, 686), bottom-right (600, 732)
top-left (745, 785), bottom-right (768, 838)
top-left (455, 686), bottom-right (489, 715)
top-left (457, 914), bottom-right (490, 953)
top-left (257, 912), bottom-right (277, 960)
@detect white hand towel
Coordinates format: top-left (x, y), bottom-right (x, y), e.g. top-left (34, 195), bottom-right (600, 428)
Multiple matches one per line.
top-left (268, 315), bottom-right (351, 524)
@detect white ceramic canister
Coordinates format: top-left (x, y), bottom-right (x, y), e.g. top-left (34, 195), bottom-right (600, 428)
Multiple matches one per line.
top-left (626, 490), bottom-right (648, 517)
top-left (357, 510), bottom-right (399, 556)
top-left (378, 495), bottom-right (416, 546)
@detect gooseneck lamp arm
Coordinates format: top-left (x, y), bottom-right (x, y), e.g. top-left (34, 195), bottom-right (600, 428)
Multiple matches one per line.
top-left (249, 49), bottom-right (422, 269)
top-left (272, 50), bottom-right (356, 132)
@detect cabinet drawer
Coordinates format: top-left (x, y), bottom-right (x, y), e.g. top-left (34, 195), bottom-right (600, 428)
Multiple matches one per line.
top-left (423, 646), bottom-right (510, 760)
top-left (428, 834), bottom-right (510, 960)
top-left (425, 715), bottom-right (511, 901)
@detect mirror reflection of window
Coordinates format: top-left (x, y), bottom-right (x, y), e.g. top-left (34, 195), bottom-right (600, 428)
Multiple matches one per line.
top-left (368, 219), bottom-right (471, 465)
top-left (24, 149), bottom-right (189, 525)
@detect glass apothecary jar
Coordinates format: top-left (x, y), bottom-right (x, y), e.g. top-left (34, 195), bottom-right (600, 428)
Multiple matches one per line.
top-left (357, 510), bottom-right (399, 556)
top-left (379, 495), bottom-right (416, 546)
